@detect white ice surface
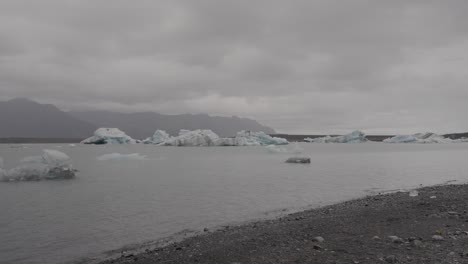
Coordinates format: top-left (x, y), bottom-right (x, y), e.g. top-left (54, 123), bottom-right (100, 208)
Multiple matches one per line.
top-left (81, 128), bottom-right (136, 145)
top-left (305, 130), bottom-right (367, 143)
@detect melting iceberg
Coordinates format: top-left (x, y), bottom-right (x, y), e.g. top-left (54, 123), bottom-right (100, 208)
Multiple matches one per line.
top-left (161, 129), bottom-right (220, 146)
top-left (142, 129), bottom-right (288, 146)
top-left (81, 128), bottom-right (136, 145)
top-left (1, 149), bottom-right (75, 182)
top-left (383, 132), bottom-right (453, 144)
top-left (97, 153), bottom-right (148, 161)
top-left (142, 130), bottom-right (171, 145)
top-left (230, 131), bottom-right (289, 146)
top-left (305, 130), bottom-right (368, 143)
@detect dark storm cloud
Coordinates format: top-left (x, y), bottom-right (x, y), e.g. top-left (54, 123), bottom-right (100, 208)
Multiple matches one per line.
top-left (1, 0), bottom-right (468, 133)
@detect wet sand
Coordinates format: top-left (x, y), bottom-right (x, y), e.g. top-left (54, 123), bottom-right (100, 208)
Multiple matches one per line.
top-left (101, 184), bottom-right (468, 264)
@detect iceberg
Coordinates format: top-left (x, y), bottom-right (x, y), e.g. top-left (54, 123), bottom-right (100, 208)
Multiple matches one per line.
top-left (81, 128), bottom-right (136, 145)
top-left (161, 129), bottom-right (220, 146)
top-left (305, 130), bottom-right (368, 143)
top-left (142, 129), bottom-right (289, 147)
top-left (230, 131), bottom-right (289, 146)
top-left (97, 153), bottom-right (148, 161)
top-left (1, 149), bottom-right (75, 182)
top-left (142, 130), bottom-right (171, 145)
top-left (383, 132), bottom-right (453, 144)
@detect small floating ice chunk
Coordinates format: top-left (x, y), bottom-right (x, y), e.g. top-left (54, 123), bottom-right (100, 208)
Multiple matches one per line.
top-left (285, 157), bottom-right (311, 164)
top-left (81, 128), bottom-right (136, 145)
top-left (42, 149), bottom-right (72, 167)
top-left (1, 150), bottom-right (75, 182)
top-left (97, 153), bottom-right (148, 161)
top-left (265, 145), bottom-right (288, 153)
top-left (409, 190), bottom-right (419, 197)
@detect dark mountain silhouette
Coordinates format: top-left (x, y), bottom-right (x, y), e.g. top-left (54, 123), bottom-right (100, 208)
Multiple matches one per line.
top-left (0, 98), bottom-right (96, 138)
top-left (0, 98), bottom-right (275, 139)
top-left (69, 111), bottom-right (275, 138)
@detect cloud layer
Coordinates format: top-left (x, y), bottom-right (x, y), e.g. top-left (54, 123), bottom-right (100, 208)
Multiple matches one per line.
top-left (1, 0), bottom-right (467, 134)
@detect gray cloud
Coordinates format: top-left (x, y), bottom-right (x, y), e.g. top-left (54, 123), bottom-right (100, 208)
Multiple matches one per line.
top-left (1, 0), bottom-right (467, 134)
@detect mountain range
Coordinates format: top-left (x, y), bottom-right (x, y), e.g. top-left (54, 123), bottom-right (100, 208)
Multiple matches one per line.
top-left (0, 98), bottom-right (275, 139)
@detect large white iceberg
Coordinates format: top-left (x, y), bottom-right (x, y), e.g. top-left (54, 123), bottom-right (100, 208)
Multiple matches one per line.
top-left (305, 130), bottom-right (368, 143)
top-left (161, 129), bottom-right (221, 146)
top-left (81, 128), bottom-right (136, 145)
top-left (142, 130), bottom-right (171, 145)
top-left (143, 129), bottom-right (288, 146)
top-left (230, 131), bottom-right (289, 146)
top-left (1, 149), bottom-right (75, 182)
top-left (215, 131), bottom-right (288, 146)
top-left (383, 132), bottom-right (453, 144)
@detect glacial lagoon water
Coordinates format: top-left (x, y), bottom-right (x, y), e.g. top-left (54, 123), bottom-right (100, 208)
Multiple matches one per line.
top-left (1, 143), bottom-right (468, 264)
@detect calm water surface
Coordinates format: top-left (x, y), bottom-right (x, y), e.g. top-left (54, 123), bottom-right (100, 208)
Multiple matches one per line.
top-left (1, 143), bottom-right (467, 264)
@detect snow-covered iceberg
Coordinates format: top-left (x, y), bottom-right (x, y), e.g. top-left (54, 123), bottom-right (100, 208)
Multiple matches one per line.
top-left (97, 153), bottom-right (148, 161)
top-left (142, 130), bottom-right (171, 145)
top-left (142, 129), bottom-right (288, 146)
top-left (305, 130), bottom-right (368, 143)
top-left (231, 131), bottom-right (288, 146)
top-left (81, 128), bottom-right (136, 145)
top-left (161, 129), bottom-right (221, 146)
top-left (1, 149), bottom-right (75, 182)
top-left (216, 131), bottom-right (288, 146)
top-left (383, 132), bottom-right (453, 144)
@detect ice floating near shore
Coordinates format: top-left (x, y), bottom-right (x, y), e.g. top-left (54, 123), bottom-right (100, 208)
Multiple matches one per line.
top-left (144, 129), bottom-right (289, 146)
top-left (97, 153), bottom-right (148, 161)
top-left (142, 130), bottom-right (171, 145)
top-left (384, 132), bottom-right (453, 144)
top-left (81, 128), bottom-right (136, 145)
top-left (305, 130), bottom-right (368, 143)
top-left (265, 143), bottom-right (303, 154)
top-left (1, 149), bottom-right (75, 182)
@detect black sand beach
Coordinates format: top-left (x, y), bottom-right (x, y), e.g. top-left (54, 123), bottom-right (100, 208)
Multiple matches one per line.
top-left (101, 184), bottom-right (468, 264)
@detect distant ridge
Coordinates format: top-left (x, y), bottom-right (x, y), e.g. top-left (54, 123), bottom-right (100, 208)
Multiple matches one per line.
top-left (0, 98), bottom-right (97, 138)
top-left (0, 98), bottom-right (275, 139)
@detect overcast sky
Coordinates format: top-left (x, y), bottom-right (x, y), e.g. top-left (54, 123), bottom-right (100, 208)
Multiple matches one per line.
top-left (1, 0), bottom-right (467, 134)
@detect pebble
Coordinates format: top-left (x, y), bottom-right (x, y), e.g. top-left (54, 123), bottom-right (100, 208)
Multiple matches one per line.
top-left (388, 236), bottom-right (404, 243)
top-left (432, 235), bottom-right (444, 241)
top-left (313, 244), bottom-right (323, 250)
top-left (385, 255), bottom-right (397, 263)
top-left (412, 240), bottom-right (423, 247)
top-left (312, 236), bottom-right (325, 243)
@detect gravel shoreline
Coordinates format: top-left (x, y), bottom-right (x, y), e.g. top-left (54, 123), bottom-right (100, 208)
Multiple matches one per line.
top-left (101, 184), bottom-right (468, 264)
